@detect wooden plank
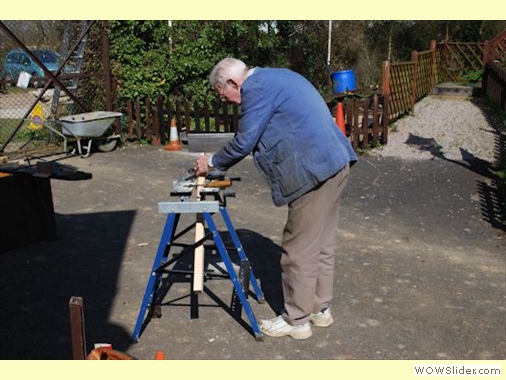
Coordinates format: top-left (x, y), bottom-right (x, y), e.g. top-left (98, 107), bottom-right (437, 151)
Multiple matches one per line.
top-left (145, 99), bottom-right (152, 141)
top-left (362, 98), bottom-right (369, 148)
top-left (372, 94), bottom-right (379, 143)
top-left (193, 100), bottom-right (201, 133)
top-left (203, 100), bottom-right (211, 132)
top-left (184, 100), bottom-right (191, 133)
top-left (193, 175), bottom-right (206, 293)
top-left (157, 95), bottom-right (165, 144)
top-left (127, 99), bottom-right (133, 139)
top-left (69, 296), bottom-right (86, 360)
top-left (352, 99), bottom-right (360, 150)
top-left (135, 97), bottom-right (141, 139)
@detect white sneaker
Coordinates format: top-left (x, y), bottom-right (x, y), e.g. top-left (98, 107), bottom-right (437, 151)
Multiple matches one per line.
top-left (259, 316), bottom-right (312, 339)
top-left (309, 308), bottom-right (334, 327)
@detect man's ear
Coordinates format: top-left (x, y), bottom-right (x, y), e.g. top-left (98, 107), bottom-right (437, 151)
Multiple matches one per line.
top-left (227, 78), bottom-right (240, 90)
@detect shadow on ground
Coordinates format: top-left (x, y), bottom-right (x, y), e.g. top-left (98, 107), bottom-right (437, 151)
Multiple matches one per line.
top-left (130, 227), bottom-right (284, 342)
top-left (405, 99), bottom-right (506, 232)
top-left (0, 210), bottom-right (135, 359)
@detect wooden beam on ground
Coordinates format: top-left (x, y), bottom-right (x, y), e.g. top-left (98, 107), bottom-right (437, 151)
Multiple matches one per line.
top-left (69, 296), bottom-right (87, 360)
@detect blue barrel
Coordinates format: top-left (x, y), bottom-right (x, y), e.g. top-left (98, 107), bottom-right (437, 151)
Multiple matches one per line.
top-left (331, 70), bottom-right (357, 94)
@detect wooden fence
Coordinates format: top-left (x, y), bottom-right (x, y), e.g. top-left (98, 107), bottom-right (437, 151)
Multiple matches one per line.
top-left (382, 60), bottom-right (415, 121)
top-left (436, 42), bottom-right (484, 83)
top-left (381, 31), bottom-right (506, 125)
top-left (120, 30), bottom-right (506, 150)
top-left (483, 61), bottom-right (506, 111)
top-left (124, 96), bottom-right (239, 145)
top-left (122, 92), bottom-right (389, 150)
top-left (342, 92), bottom-right (389, 148)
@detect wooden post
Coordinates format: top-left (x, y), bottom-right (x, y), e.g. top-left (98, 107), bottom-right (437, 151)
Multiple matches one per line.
top-left (69, 296), bottom-right (87, 360)
top-left (430, 40), bottom-right (437, 86)
top-left (145, 99), bottom-right (152, 142)
top-left (381, 60), bottom-right (391, 135)
top-left (194, 100), bottom-right (201, 133)
top-left (135, 97), bottom-right (141, 140)
top-left (382, 93), bottom-right (389, 144)
top-left (184, 100), bottom-right (191, 136)
top-left (482, 62), bottom-right (489, 97)
top-left (193, 175), bottom-right (206, 293)
top-left (483, 39), bottom-right (491, 67)
top-left (127, 99), bottom-right (133, 139)
top-left (382, 61), bottom-right (391, 98)
top-left (411, 50), bottom-right (418, 109)
top-left (157, 95), bottom-right (165, 144)
top-left (372, 93), bottom-right (379, 143)
top-left (102, 21), bottom-right (113, 112)
top-left (175, 98), bottom-right (182, 134)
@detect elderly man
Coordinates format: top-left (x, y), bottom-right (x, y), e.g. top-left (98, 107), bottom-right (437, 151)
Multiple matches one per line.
top-left (195, 58), bottom-right (357, 339)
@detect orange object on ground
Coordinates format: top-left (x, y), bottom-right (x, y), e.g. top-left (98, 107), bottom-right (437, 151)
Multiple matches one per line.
top-left (164, 119), bottom-right (181, 151)
top-left (335, 102), bottom-right (346, 136)
top-left (86, 347), bottom-right (135, 360)
top-left (154, 350), bottom-right (165, 360)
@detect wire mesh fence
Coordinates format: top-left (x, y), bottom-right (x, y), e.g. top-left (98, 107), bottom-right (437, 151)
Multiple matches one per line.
top-left (0, 20), bottom-right (109, 157)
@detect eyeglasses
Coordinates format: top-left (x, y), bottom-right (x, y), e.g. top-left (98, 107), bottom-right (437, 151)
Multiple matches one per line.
top-left (217, 80), bottom-right (234, 102)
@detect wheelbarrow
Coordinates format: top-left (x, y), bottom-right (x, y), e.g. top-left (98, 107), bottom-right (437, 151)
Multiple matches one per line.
top-left (56, 111), bottom-right (123, 158)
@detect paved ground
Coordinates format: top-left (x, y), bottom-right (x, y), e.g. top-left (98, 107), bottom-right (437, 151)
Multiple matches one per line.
top-left (0, 143), bottom-right (505, 360)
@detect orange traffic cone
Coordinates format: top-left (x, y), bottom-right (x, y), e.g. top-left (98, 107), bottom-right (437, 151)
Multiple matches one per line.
top-left (153, 350), bottom-right (165, 360)
top-left (336, 102), bottom-right (346, 136)
top-left (164, 119), bottom-right (181, 151)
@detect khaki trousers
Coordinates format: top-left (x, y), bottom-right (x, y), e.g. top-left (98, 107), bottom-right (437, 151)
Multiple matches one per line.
top-left (280, 164), bottom-right (350, 326)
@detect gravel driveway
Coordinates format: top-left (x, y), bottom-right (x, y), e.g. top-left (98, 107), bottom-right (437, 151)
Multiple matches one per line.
top-left (372, 96), bottom-right (501, 166)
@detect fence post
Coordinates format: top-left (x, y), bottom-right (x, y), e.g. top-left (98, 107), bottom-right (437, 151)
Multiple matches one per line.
top-left (156, 95), bottom-right (164, 145)
top-left (127, 99), bottom-right (133, 139)
top-left (483, 39), bottom-right (491, 67)
top-left (145, 99), bottom-right (153, 143)
top-left (135, 97), bottom-right (141, 139)
top-left (411, 50), bottom-right (418, 109)
top-left (381, 61), bottom-right (390, 142)
top-left (482, 62), bottom-right (489, 98)
top-left (175, 99), bottom-right (182, 133)
top-left (102, 21), bottom-right (113, 112)
top-left (430, 40), bottom-right (437, 86)
top-left (382, 60), bottom-right (391, 97)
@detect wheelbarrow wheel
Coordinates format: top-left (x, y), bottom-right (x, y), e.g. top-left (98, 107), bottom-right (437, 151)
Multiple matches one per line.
top-left (96, 138), bottom-right (118, 153)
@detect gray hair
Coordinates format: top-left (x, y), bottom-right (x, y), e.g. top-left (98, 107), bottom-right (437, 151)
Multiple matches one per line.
top-left (209, 58), bottom-right (248, 87)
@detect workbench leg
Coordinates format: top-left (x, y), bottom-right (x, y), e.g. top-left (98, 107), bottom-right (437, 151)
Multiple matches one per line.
top-left (132, 212), bottom-right (179, 341)
top-left (219, 207), bottom-right (265, 302)
top-left (203, 213), bottom-right (264, 340)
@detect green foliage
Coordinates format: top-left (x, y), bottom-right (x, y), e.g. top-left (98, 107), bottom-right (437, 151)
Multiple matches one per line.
top-left (109, 21), bottom-right (173, 99)
top-left (458, 70), bottom-right (482, 84)
top-left (110, 21), bottom-right (261, 103)
top-left (109, 21), bottom-right (315, 103)
top-left (108, 20), bottom-right (505, 104)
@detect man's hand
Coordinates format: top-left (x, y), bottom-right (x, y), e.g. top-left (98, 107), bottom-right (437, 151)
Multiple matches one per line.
top-left (195, 153), bottom-right (212, 176)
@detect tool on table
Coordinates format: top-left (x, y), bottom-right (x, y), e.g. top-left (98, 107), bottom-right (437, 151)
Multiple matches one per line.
top-left (132, 168), bottom-right (264, 341)
top-left (170, 168), bottom-right (240, 197)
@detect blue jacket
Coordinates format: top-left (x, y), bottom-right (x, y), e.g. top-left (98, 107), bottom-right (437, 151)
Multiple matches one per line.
top-left (212, 67), bottom-right (357, 207)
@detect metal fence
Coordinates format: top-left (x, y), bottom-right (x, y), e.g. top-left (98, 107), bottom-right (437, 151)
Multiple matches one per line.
top-left (0, 21), bottom-right (112, 157)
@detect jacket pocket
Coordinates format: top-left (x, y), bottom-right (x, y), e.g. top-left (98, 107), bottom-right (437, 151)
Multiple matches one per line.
top-left (256, 139), bottom-right (310, 198)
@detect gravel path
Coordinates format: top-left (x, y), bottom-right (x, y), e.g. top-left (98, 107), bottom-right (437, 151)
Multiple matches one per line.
top-left (371, 96), bottom-right (499, 165)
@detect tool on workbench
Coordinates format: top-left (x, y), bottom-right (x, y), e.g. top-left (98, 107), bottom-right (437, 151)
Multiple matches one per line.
top-left (132, 168), bottom-right (264, 341)
top-left (171, 168), bottom-right (240, 196)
